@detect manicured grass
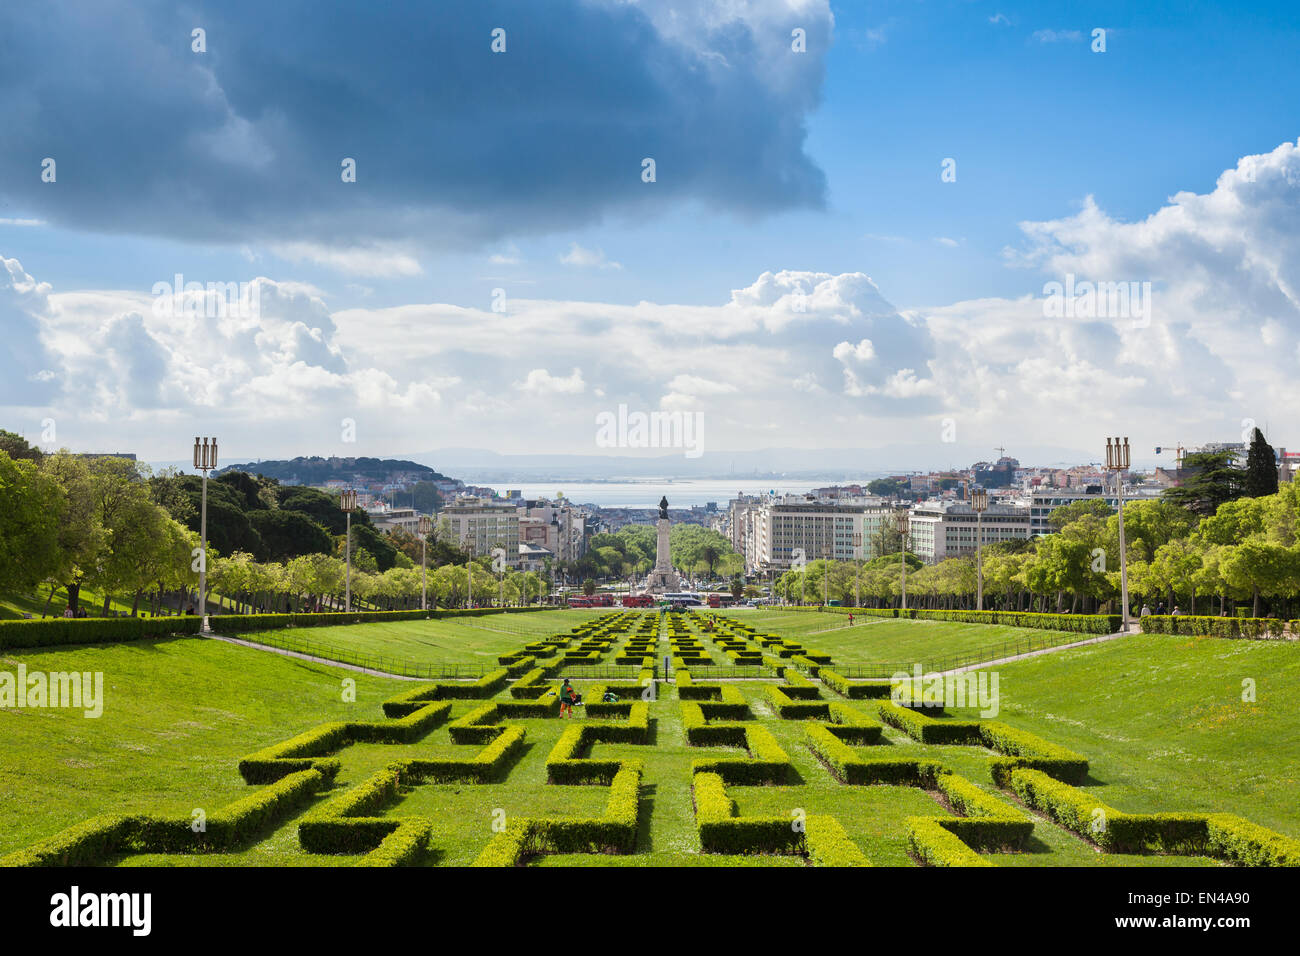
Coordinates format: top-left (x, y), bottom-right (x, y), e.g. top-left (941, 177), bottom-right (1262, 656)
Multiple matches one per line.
top-left (221, 609), bottom-right (603, 667)
top-left (5, 611), bottom-right (1296, 866)
top-left (946, 633), bottom-right (1300, 839)
top-left (2, 586), bottom-right (143, 620)
top-left (717, 609), bottom-right (1082, 667)
top-left (0, 637), bottom-right (407, 856)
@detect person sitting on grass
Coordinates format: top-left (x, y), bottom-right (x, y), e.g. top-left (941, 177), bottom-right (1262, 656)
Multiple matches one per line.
top-left (602, 690), bottom-right (620, 703)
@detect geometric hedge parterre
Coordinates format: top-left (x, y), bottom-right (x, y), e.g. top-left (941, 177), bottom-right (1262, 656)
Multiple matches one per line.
top-left (4, 610), bottom-right (1298, 868)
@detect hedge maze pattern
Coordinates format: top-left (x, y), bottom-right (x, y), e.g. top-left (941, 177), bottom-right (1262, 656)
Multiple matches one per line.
top-left (6, 610), bottom-right (1298, 867)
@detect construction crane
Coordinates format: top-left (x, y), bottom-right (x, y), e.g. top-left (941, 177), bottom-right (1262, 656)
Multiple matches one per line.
top-left (1154, 443), bottom-right (1185, 469)
top-left (993, 445), bottom-right (1007, 460)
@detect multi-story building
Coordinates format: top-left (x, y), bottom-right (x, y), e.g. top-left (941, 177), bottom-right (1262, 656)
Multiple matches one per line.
top-left (516, 500), bottom-right (590, 564)
top-left (907, 500), bottom-right (1031, 563)
top-left (748, 496), bottom-right (867, 571)
top-left (441, 496), bottom-right (522, 567)
top-left (366, 505), bottom-right (423, 536)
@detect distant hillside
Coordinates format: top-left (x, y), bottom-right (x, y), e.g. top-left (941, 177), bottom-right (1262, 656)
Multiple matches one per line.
top-left (217, 456), bottom-right (449, 485)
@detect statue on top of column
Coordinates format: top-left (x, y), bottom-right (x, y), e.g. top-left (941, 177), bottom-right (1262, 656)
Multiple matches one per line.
top-left (658, 496), bottom-right (669, 519)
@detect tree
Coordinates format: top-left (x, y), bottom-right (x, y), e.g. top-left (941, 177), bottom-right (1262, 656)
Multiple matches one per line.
top-left (0, 429), bottom-right (44, 463)
top-left (0, 450), bottom-right (65, 591)
top-left (582, 577), bottom-right (597, 596)
top-left (1163, 450), bottom-right (1244, 517)
top-left (1047, 498), bottom-right (1113, 532)
top-left (867, 478), bottom-right (907, 498)
top-left (1243, 428), bottom-right (1279, 498)
top-left (249, 509), bottom-right (332, 562)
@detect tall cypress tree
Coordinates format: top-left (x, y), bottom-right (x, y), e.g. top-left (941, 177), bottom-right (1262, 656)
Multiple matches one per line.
top-left (1244, 427), bottom-right (1279, 498)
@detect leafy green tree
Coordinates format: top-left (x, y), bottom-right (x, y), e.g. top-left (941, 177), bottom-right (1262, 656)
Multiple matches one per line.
top-left (1163, 450), bottom-right (1244, 517)
top-left (0, 429), bottom-right (44, 463)
top-left (0, 450), bottom-right (65, 591)
top-left (249, 508), bottom-right (332, 561)
top-left (1243, 428), bottom-right (1279, 498)
top-left (1047, 498), bottom-right (1113, 531)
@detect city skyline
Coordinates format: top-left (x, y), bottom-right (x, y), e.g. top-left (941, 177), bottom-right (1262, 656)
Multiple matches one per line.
top-left (3, 2), bottom-right (1299, 464)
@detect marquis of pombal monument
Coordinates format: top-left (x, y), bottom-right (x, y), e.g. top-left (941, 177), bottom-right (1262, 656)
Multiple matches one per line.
top-left (645, 496), bottom-right (681, 592)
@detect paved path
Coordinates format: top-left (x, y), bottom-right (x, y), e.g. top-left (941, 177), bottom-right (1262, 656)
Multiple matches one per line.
top-left (804, 618), bottom-right (893, 636)
top-left (205, 633), bottom-right (429, 681)
top-left (933, 629), bottom-right (1133, 676)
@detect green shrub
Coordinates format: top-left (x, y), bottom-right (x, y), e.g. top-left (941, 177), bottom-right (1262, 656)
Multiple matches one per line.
top-left (0, 615), bottom-right (203, 650)
top-left (981, 721), bottom-right (1089, 785)
top-left (906, 817), bottom-right (991, 867)
top-left (877, 702), bottom-right (982, 744)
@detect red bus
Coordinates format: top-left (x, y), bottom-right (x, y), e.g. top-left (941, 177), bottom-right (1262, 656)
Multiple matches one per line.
top-left (622, 594), bottom-right (654, 608)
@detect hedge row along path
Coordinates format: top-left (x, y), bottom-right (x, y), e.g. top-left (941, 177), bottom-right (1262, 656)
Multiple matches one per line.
top-left (6, 609), bottom-right (1295, 867)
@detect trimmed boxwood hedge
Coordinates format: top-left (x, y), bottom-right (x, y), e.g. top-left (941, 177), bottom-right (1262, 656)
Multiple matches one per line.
top-left (0, 615), bottom-right (203, 650)
top-left (474, 764), bottom-right (643, 865)
top-left (1140, 614), bottom-right (1294, 640)
top-left (785, 606), bottom-right (1121, 634)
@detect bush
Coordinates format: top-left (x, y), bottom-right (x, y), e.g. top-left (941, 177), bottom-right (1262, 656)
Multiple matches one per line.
top-left (981, 721), bottom-right (1089, 786)
top-left (1141, 615), bottom-right (1291, 640)
top-left (0, 615), bottom-right (203, 650)
top-left (359, 820), bottom-right (432, 866)
top-left (691, 726), bottom-right (792, 785)
top-left (820, 668), bottom-right (892, 700)
top-left (1205, 814), bottom-right (1300, 867)
top-left (877, 702), bottom-right (982, 744)
top-left (906, 817), bottom-right (991, 867)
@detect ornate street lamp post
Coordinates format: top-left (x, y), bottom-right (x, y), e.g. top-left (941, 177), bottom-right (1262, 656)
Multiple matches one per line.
top-left (340, 489), bottom-right (358, 612)
top-left (971, 488), bottom-right (989, 611)
top-left (417, 514), bottom-right (432, 611)
top-left (1106, 437), bottom-right (1132, 632)
top-left (192, 437), bottom-right (217, 629)
top-left (897, 507), bottom-right (910, 612)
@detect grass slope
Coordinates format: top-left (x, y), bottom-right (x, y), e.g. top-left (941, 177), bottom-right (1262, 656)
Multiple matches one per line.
top-left (948, 633), bottom-right (1300, 837)
top-left (222, 609), bottom-right (603, 667)
top-left (0, 637), bottom-right (406, 855)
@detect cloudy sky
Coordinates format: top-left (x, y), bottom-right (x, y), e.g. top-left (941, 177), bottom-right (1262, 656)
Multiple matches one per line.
top-left (2, 0), bottom-right (1299, 471)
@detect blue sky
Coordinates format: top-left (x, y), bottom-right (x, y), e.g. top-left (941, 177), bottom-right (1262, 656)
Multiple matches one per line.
top-left (2, 1), bottom-right (1299, 466)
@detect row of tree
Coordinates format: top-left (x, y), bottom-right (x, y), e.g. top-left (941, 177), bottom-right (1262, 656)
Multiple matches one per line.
top-left (773, 472), bottom-right (1300, 618)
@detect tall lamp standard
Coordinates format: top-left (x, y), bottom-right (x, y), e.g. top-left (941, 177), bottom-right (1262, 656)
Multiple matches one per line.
top-left (897, 507), bottom-right (910, 612)
top-left (192, 437), bottom-right (217, 629)
top-left (971, 489), bottom-right (989, 611)
top-left (340, 489), bottom-right (358, 612)
top-left (1106, 437), bottom-right (1132, 632)
top-left (417, 515), bottom-right (432, 611)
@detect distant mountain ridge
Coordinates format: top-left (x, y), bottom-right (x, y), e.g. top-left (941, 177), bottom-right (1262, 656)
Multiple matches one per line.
top-left (217, 455), bottom-right (449, 485)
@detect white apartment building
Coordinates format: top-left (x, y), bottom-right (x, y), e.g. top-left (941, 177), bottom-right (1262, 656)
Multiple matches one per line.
top-left (366, 505), bottom-right (423, 536)
top-left (748, 496), bottom-right (869, 571)
top-left (441, 496), bottom-right (522, 567)
top-left (908, 500), bottom-right (1031, 563)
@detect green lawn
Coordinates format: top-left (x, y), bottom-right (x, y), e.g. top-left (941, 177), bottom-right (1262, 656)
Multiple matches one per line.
top-left (2, 585), bottom-right (143, 620)
top-left (717, 609), bottom-right (1084, 668)
top-left (0, 637), bottom-right (406, 856)
top-left (4, 611), bottom-right (1296, 866)
top-left (946, 633), bottom-right (1300, 838)
top-left (222, 609), bottom-right (606, 666)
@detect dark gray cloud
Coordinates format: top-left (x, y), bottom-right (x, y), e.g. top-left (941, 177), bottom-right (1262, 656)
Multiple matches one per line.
top-left (0, 0), bottom-right (829, 247)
